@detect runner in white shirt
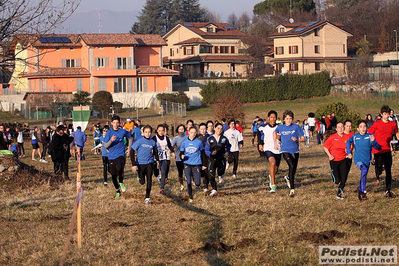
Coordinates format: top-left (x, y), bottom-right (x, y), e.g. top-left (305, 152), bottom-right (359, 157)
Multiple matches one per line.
top-left (223, 119), bottom-right (243, 180)
top-left (258, 110), bottom-right (281, 193)
top-left (307, 114), bottom-right (316, 139)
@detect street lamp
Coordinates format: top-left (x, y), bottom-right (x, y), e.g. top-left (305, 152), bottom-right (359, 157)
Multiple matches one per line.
top-left (394, 30), bottom-right (398, 63)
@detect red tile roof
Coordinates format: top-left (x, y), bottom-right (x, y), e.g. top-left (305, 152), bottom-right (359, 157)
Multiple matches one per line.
top-left (174, 38), bottom-right (209, 46)
top-left (178, 22), bottom-right (247, 38)
top-left (14, 34), bottom-right (81, 48)
top-left (23, 67), bottom-right (91, 78)
top-left (270, 21), bottom-right (350, 38)
top-left (133, 34), bottom-right (167, 46)
top-left (136, 66), bottom-right (179, 75)
top-left (271, 57), bottom-right (355, 62)
top-left (165, 55), bottom-right (255, 64)
top-left (79, 34), bottom-right (139, 46)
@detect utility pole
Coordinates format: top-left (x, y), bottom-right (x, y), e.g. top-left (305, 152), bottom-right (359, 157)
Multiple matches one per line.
top-left (394, 30), bottom-right (398, 62)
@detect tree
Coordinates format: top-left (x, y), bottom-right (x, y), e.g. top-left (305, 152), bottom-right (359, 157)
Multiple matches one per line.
top-left (92, 91), bottom-right (113, 118)
top-left (214, 87), bottom-right (245, 125)
top-left (356, 38), bottom-right (373, 66)
top-left (203, 8), bottom-right (222, 23)
top-left (72, 91), bottom-right (91, 105)
top-left (237, 12), bottom-right (251, 32)
top-left (0, 0), bottom-right (80, 83)
top-left (227, 13), bottom-right (238, 28)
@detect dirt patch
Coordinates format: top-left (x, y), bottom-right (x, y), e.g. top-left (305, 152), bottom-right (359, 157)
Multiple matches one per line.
top-left (109, 221), bottom-right (134, 227)
top-left (296, 230), bottom-right (345, 244)
top-left (235, 238), bottom-right (258, 249)
top-left (343, 220), bottom-right (386, 230)
top-left (343, 220), bottom-right (360, 227)
top-left (202, 241), bottom-right (233, 252)
top-left (245, 209), bottom-right (268, 215)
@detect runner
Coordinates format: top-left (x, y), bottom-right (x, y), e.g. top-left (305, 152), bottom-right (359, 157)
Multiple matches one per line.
top-left (258, 110), bottom-right (281, 193)
top-left (302, 119), bottom-right (310, 148)
top-left (103, 116), bottom-right (133, 199)
top-left (206, 120), bottom-right (214, 136)
top-left (323, 122), bottom-right (351, 200)
top-left (223, 118), bottom-right (243, 180)
top-left (92, 125), bottom-right (110, 186)
top-left (205, 123), bottom-right (230, 197)
top-left (274, 110), bottom-right (305, 197)
top-left (346, 120), bottom-right (381, 201)
top-left (197, 123), bottom-right (211, 192)
top-left (367, 105), bottom-right (399, 197)
top-left (153, 124), bottom-right (174, 194)
top-left (93, 125), bottom-right (101, 154)
top-left (31, 126), bottom-right (42, 161)
top-left (180, 126), bottom-right (207, 203)
top-left (251, 116), bottom-right (260, 147)
top-left (171, 124), bottom-right (187, 191)
top-left (131, 125), bottom-right (159, 204)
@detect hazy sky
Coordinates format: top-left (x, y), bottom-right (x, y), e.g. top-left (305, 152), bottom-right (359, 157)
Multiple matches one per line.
top-left (76, 0), bottom-right (261, 18)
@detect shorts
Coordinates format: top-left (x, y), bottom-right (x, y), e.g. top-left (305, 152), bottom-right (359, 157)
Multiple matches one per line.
top-left (309, 126), bottom-right (315, 132)
top-left (32, 143), bottom-right (40, 149)
top-left (264, 151), bottom-right (281, 167)
top-left (109, 156), bottom-right (126, 176)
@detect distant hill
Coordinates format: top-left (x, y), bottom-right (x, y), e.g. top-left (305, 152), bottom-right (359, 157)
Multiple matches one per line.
top-left (59, 9), bottom-right (140, 34)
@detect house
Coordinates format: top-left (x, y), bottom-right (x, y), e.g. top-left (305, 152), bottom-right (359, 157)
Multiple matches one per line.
top-left (162, 22), bottom-right (250, 78)
top-left (8, 33), bottom-right (179, 108)
top-left (269, 21), bottom-right (353, 76)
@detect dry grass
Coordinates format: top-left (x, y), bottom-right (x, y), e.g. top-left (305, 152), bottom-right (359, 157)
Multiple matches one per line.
top-left (1, 97), bottom-right (399, 265)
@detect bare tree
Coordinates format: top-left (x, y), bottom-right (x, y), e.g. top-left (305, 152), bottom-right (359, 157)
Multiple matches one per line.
top-left (227, 13), bottom-right (238, 28)
top-left (203, 7), bottom-right (221, 23)
top-left (238, 12), bottom-right (250, 32)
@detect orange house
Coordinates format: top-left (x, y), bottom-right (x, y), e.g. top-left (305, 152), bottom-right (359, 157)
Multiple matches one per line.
top-left (10, 33), bottom-right (179, 101)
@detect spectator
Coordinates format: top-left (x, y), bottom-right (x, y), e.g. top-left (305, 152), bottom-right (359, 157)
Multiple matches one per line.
top-left (39, 125), bottom-right (50, 163)
top-left (51, 125), bottom-right (74, 179)
top-left (72, 126), bottom-right (87, 160)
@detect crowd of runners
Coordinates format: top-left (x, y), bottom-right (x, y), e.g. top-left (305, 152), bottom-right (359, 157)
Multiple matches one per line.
top-left (0, 105), bottom-right (398, 204)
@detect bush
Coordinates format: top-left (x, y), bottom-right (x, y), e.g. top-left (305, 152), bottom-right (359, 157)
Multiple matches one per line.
top-left (214, 87), bottom-right (245, 125)
top-left (156, 90), bottom-right (190, 109)
top-left (315, 101), bottom-right (362, 130)
top-left (92, 91), bottom-right (113, 118)
top-left (113, 101), bottom-right (123, 114)
top-left (200, 71), bottom-right (331, 104)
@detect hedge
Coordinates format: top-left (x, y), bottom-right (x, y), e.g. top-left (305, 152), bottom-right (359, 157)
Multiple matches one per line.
top-left (200, 71), bottom-right (331, 104)
top-left (156, 91), bottom-right (190, 108)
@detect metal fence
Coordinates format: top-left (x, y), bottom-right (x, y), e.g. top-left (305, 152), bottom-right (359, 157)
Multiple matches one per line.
top-left (158, 100), bottom-right (186, 117)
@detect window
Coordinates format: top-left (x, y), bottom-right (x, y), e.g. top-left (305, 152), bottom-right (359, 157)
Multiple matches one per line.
top-left (136, 77), bottom-right (143, 92)
top-left (289, 46), bottom-right (298, 54)
top-left (289, 63), bottom-right (299, 71)
top-left (231, 46), bottom-right (235, 54)
top-left (186, 46), bottom-right (194, 55)
top-left (98, 78), bottom-right (107, 91)
top-left (220, 46), bottom-right (229, 53)
top-left (115, 46), bottom-right (121, 49)
top-left (207, 28), bottom-right (213, 33)
top-left (115, 57), bottom-right (127, 69)
top-left (114, 78), bottom-right (127, 93)
top-left (200, 45), bottom-right (212, 53)
top-left (76, 78), bottom-right (83, 92)
top-left (315, 62), bottom-right (321, 71)
top-left (95, 57), bottom-right (108, 68)
top-left (276, 63), bottom-right (284, 71)
top-left (314, 45), bottom-right (320, 54)
top-left (314, 28), bottom-right (320, 36)
top-left (66, 59), bottom-right (75, 67)
top-left (170, 48), bottom-right (174, 56)
top-left (276, 46), bottom-right (284, 55)
top-left (279, 28), bottom-right (285, 33)
top-left (214, 46), bottom-right (218, 54)
top-left (343, 44), bottom-right (346, 54)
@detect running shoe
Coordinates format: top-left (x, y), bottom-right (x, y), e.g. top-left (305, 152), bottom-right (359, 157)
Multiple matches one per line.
top-left (270, 185), bottom-right (276, 193)
top-left (284, 176), bottom-right (291, 189)
top-left (218, 176), bottom-right (223, 184)
top-left (39, 159), bottom-right (43, 162)
top-left (189, 198), bottom-right (194, 203)
top-left (160, 189), bottom-right (165, 194)
top-left (119, 183), bottom-right (126, 192)
top-left (336, 194), bottom-right (344, 200)
top-left (157, 174), bottom-right (161, 181)
top-left (32, 158), bottom-right (36, 161)
top-left (289, 189), bottom-right (295, 197)
top-left (385, 190), bottom-right (394, 198)
top-left (144, 198), bottom-right (152, 204)
top-left (41, 159), bottom-right (48, 163)
top-left (115, 192), bottom-right (121, 199)
top-left (136, 176), bottom-right (140, 181)
top-left (210, 189), bottom-right (218, 197)
top-left (203, 188), bottom-right (208, 193)
top-left (232, 174), bottom-right (236, 179)
top-left (180, 185), bottom-right (184, 191)
top-left (103, 182), bottom-right (108, 186)
top-left (226, 162), bottom-right (229, 170)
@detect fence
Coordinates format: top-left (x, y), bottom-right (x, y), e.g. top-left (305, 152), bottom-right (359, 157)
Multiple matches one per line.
top-left (157, 100), bottom-right (186, 117)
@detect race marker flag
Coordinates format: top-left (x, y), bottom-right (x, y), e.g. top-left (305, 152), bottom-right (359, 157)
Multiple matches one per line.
top-left (72, 106), bottom-right (90, 132)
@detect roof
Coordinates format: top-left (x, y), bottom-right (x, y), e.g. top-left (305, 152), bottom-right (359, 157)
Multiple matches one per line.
top-left (23, 67), bottom-right (91, 78)
top-left (79, 34), bottom-right (139, 46)
top-left (270, 21), bottom-right (351, 38)
top-left (271, 57), bottom-right (355, 63)
top-left (133, 34), bottom-right (166, 46)
top-left (164, 55), bottom-right (255, 64)
top-left (136, 66), bottom-right (179, 75)
top-left (164, 22), bottom-right (247, 39)
top-left (174, 38), bottom-right (209, 46)
top-left (12, 34), bottom-right (81, 49)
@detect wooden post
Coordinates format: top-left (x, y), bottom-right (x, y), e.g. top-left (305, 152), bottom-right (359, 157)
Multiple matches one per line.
top-left (77, 147), bottom-right (82, 248)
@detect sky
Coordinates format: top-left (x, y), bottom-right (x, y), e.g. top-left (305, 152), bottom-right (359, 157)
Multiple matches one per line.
top-left (60, 0), bottom-right (262, 33)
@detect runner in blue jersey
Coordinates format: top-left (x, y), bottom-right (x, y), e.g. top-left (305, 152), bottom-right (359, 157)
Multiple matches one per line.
top-left (171, 124), bottom-right (187, 191)
top-left (274, 110), bottom-right (305, 197)
top-left (180, 126), bottom-right (207, 202)
top-left (131, 125), bottom-right (159, 204)
top-left (104, 116), bottom-right (133, 199)
top-left (92, 125), bottom-right (110, 186)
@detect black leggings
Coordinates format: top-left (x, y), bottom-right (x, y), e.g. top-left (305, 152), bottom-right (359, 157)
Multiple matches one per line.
top-left (374, 152), bottom-right (393, 191)
top-left (138, 163), bottom-right (153, 198)
top-left (41, 143), bottom-right (48, 159)
top-left (18, 142), bottom-right (25, 155)
top-left (329, 159), bottom-right (350, 195)
top-left (228, 151), bottom-right (239, 174)
top-left (176, 161), bottom-right (184, 185)
top-left (102, 156), bottom-right (110, 182)
top-left (109, 157), bottom-right (126, 192)
top-left (207, 157), bottom-right (226, 191)
top-left (282, 152), bottom-right (299, 189)
top-left (159, 160), bottom-right (170, 189)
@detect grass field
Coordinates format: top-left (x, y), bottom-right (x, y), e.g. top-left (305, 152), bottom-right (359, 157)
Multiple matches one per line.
top-left (0, 95), bottom-right (399, 265)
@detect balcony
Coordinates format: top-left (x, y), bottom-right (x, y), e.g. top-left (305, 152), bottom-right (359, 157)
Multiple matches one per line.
top-left (91, 66), bottom-right (137, 77)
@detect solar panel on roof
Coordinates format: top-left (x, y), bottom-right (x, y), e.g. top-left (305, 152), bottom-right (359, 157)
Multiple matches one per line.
top-left (304, 21), bottom-right (318, 27)
top-left (223, 26), bottom-right (235, 30)
top-left (39, 37), bottom-right (48, 43)
top-left (60, 37), bottom-right (72, 43)
top-left (54, 37), bottom-right (63, 43)
top-left (183, 23), bottom-right (193, 27)
top-left (293, 27), bottom-right (306, 32)
top-left (46, 37), bottom-right (55, 43)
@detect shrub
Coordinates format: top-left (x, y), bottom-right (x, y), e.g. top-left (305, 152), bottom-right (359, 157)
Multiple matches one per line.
top-left (200, 71), bottom-right (331, 104)
top-left (156, 90), bottom-right (190, 109)
top-left (113, 101), bottom-right (123, 114)
top-left (315, 101), bottom-right (361, 130)
top-left (72, 91), bottom-right (91, 105)
top-left (214, 87), bottom-right (245, 125)
top-left (92, 91), bottom-right (113, 118)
